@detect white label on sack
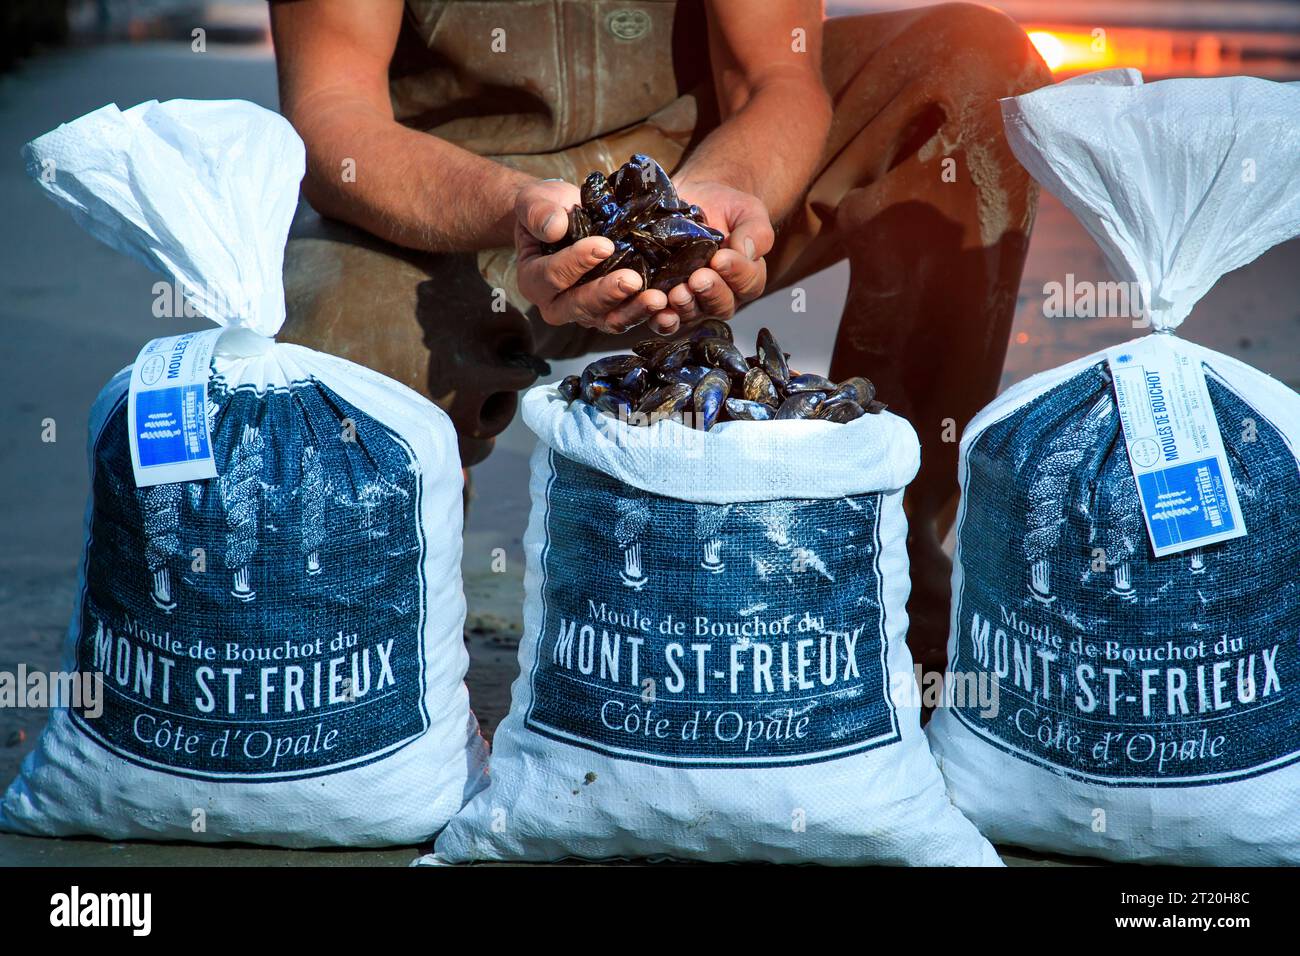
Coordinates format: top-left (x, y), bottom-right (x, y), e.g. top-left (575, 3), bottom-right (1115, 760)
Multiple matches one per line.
top-left (127, 329), bottom-right (222, 488)
top-left (1106, 336), bottom-right (1246, 557)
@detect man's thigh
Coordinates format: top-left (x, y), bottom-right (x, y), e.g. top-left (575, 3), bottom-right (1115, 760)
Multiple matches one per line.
top-left (280, 209), bottom-right (543, 466)
top-left (766, 2), bottom-right (1050, 289)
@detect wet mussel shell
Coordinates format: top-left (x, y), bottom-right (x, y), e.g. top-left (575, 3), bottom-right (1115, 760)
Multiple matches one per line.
top-left (786, 372), bottom-right (836, 394)
top-left (829, 376), bottom-right (876, 407)
top-left (581, 377), bottom-right (614, 404)
top-left (557, 374), bottom-right (581, 402)
top-left (619, 365), bottom-right (652, 398)
top-left (584, 240), bottom-right (652, 288)
top-left (581, 171), bottom-right (615, 218)
top-left (697, 337), bottom-right (749, 378)
top-left (687, 318), bottom-right (733, 344)
top-left (583, 354), bottom-right (644, 380)
top-left (581, 356), bottom-right (640, 398)
top-left (610, 154), bottom-right (670, 203)
top-left (725, 397), bottom-right (775, 422)
top-left (742, 367), bottom-right (779, 405)
top-left (651, 238), bottom-right (720, 292)
top-left (652, 339), bottom-right (694, 373)
top-left (756, 327), bottom-right (790, 386)
top-left (693, 369), bottom-right (730, 430)
top-left (774, 391), bottom-right (826, 421)
top-left (659, 364), bottom-right (712, 388)
top-left (814, 398), bottom-right (865, 423)
top-left (592, 391), bottom-right (634, 420)
top-left (637, 382), bottom-right (693, 419)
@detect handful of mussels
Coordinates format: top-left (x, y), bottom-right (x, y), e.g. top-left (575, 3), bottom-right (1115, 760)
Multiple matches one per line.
top-left (556, 321), bottom-right (886, 431)
top-left (541, 154), bottom-right (725, 292)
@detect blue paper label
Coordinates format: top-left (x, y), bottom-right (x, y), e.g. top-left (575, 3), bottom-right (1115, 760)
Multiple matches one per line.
top-left (1108, 338), bottom-right (1246, 556)
top-left (525, 452), bottom-right (900, 768)
top-left (951, 362), bottom-right (1300, 786)
top-left (128, 330), bottom-right (222, 487)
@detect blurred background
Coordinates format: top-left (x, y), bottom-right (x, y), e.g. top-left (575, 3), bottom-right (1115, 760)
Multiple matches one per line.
top-left (0, 0), bottom-right (1296, 864)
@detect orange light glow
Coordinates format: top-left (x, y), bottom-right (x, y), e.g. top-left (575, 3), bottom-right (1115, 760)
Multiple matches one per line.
top-left (1027, 31), bottom-right (1066, 72)
top-left (1028, 29), bottom-right (1118, 74)
top-left (1025, 26), bottom-right (1248, 78)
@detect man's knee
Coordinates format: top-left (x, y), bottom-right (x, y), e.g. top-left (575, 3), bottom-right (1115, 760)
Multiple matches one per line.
top-left (829, 3), bottom-right (1050, 99)
top-left (911, 3), bottom-right (1052, 96)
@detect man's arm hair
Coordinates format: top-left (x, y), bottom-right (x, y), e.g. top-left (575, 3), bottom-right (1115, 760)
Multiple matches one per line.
top-left (270, 0), bottom-right (534, 251)
top-left (678, 0), bottom-right (831, 222)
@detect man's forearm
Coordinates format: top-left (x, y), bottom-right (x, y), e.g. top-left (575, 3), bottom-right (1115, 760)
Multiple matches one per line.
top-left (676, 76), bottom-right (831, 223)
top-left (293, 91), bottom-right (535, 252)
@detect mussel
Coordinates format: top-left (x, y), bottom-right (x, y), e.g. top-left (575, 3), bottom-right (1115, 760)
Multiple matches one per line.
top-left (697, 337), bottom-right (749, 378)
top-left (580, 171), bottom-right (618, 221)
top-left (775, 392), bottom-right (826, 421)
top-left (582, 354), bottom-right (644, 382)
top-left (592, 391), bottom-right (634, 420)
top-left (581, 355), bottom-right (643, 402)
top-left (581, 377), bottom-right (614, 404)
top-left (725, 398), bottom-right (775, 421)
top-left (786, 373), bottom-right (836, 394)
top-left (557, 374), bottom-right (581, 402)
top-left (652, 339), bottom-right (694, 373)
top-left (741, 367), bottom-right (779, 405)
top-left (688, 318), bottom-right (733, 344)
top-left (829, 376), bottom-right (876, 406)
top-left (637, 382), bottom-right (693, 420)
top-left (756, 327), bottom-right (790, 386)
top-left (814, 398), bottom-right (865, 423)
top-left (659, 364), bottom-right (712, 388)
top-left (618, 365), bottom-right (652, 398)
top-left (693, 369), bottom-right (730, 430)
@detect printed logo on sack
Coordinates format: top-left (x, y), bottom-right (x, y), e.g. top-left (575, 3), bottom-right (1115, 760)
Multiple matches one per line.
top-left (69, 380), bottom-right (430, 780)
top-left (526, 452), bottom-right (900, 767)
top-left (952, 363), bottom-right (1300, 786)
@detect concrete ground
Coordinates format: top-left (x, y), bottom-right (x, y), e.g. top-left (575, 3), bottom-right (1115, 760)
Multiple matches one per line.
top-left (0, 40), bottom-right (1295, 867)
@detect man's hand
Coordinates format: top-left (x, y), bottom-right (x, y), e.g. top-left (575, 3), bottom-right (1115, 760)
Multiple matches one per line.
top-left (653, 179), bottom-right (774, 333)
top-left (515, 181), bottom-right (674, 334)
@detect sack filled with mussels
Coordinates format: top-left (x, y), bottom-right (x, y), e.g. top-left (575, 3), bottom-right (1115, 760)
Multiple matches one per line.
top-left (557, 321), bottom-right (886, 430)
top-left (927, 71), bottom-right (1300, 864)
top-left (432, 326), bottom-right (998, 866)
